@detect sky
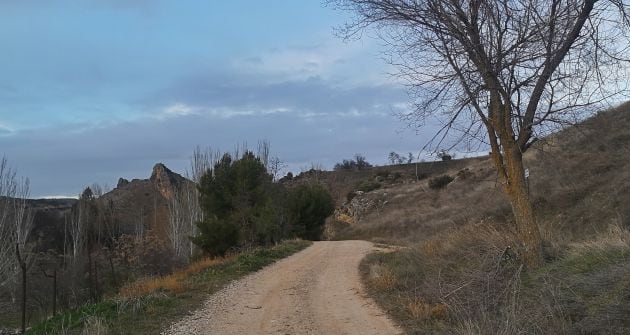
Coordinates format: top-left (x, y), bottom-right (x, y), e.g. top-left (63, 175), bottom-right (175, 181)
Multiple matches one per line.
top-left (0, 0), bottom-right (445, 198)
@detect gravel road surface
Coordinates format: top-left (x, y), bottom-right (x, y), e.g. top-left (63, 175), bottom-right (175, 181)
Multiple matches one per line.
top-left (163, 240), bottom-right (402, 335)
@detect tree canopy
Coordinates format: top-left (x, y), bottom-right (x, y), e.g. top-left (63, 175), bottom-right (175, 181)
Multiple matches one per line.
top-left (193, 151), bottom-right (334, 256)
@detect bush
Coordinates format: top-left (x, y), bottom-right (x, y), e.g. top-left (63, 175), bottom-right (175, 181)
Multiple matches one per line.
top-left (428, 175), bottom-right (454, 189)
top-left (194, 151), bottom-right (280, 252)
top-left (357, 180), bottom-right (381, 192)
top-left (437, 149), bottom-right (453, 161)
top-left (334, 154), bottom-right (373, 171)
top-left (286, 184), bottom-right (335, 240)
top-left (192, 217), bottom-right (239, 257)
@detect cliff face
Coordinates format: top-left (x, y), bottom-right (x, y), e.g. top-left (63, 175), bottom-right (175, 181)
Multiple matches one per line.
top-left (150, 163), bottom-right (187, 200)
top-left (100, 163), bottom-right (191, 240)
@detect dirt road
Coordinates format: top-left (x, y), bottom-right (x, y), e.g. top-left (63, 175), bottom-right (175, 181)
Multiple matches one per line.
top-left (164, 240), bottom-right (402, 335)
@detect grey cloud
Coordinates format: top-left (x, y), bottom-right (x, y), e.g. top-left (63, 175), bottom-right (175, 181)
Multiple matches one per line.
top-left (0, 126), bottom-right (12, 136)
top-left (1, 109), bottom-right (430, 198)
top-left (146, 73), bottom-right (407, 120)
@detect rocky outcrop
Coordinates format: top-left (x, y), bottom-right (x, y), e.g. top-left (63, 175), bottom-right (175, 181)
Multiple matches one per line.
top-left (150, 163), bottom-right (187, 200)
top-left (117, 177), bottom-right (129, 188)
top-left (335, 190), bottom-right (388, 225)
top-left (98, 163), bottom-right (190, 241)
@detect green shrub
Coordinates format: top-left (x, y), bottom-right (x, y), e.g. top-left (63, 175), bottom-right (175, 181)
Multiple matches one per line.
top-left (192, 216), bottom-right (239, 257)
top-left (428, 175), bottom-right (454, 189)
top-left (194, 151), bottom-right (280, 252)
top-left (286, 184), bottom-right (335, 240)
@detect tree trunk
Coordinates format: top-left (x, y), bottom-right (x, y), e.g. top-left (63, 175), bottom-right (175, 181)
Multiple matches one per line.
top-left (87, 251), bottom-right (95, 302)
top-left (16, 244), bottom-right (26, 334)
top-left (502, 145), bottom-right (543, 269)
top-left (52, 269), bottom-right (57, 316)
top-left (21, 263), bottom-right (26, 334)
top-left (108, 255), bottom-right (118, 288)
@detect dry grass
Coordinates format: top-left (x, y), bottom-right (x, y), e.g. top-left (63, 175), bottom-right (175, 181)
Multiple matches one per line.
top-left (366, 263), bottom-right (397, 291)
top-left (352, 105), bottom-right (630, 334)
top-left (406, 299), bottom-right (448, 320)
top-left (117, 257), bottom-right (228, 299)
top-left (81, 316), bottom-right (108, 335)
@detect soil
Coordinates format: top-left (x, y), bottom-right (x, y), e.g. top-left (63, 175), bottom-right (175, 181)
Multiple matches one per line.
top-left (163, 240), bottom-right (402, 335)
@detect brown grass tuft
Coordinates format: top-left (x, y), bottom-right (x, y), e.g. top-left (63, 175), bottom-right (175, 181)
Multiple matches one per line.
top-left (117, 257), bottom-right (228, 299)
top-left (367, 263), bottom-right (397, 291)
top-left (407, 299), bottom-right (448, 320)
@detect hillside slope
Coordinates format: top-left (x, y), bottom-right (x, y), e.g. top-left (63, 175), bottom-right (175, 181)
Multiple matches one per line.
top-left (329, 103), bottom-right (630, 334)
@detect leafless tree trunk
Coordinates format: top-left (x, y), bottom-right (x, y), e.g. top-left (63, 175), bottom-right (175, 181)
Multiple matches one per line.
top-left (257, 140), bottom-right (271, 170)
top-left (0, 157), bottom-right (33, 333)
top-left (268, 157), bottom-right (287, 181)
top-left (333, 0), bottom-right (630, 268)
top-left (167, 186), bottom-right (188, 258)
top-left (169, 146), bottom-right (220, 258)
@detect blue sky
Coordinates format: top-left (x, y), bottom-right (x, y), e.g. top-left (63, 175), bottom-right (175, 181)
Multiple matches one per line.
top-left (0, 0), bottom-right (440, 198)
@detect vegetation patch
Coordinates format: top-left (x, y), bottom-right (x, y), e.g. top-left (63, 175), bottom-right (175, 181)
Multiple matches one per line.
top-left (356, 180), bottom-right (381, 193)
top-left (361, 224), bottom-right (630, 334)
top-left (27, 240), bottom-right (311, 335)
top-left (428, 175), bottom-right (453, 190)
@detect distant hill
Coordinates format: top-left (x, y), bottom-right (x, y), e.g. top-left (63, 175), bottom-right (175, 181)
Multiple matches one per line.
top-left (28, 163), bottom-right (191, 252)
top-left (99, 163), bottom-right (190, 240)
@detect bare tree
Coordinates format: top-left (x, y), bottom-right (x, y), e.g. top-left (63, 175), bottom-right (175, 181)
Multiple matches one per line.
top-left (167, 186), bottom-right (189, 258)
top-left (168, 146), bottom-right (220, 259)
top-left (0, 157), bottom-right (33, 333)
top-left (13, 178), bottom-right (32, 335)
top-left (0, 157), bottom-right (18, 288)
top-left (268, 156), bottom-right (287, 181)
top-left (333, 0), bottom-right (630, 268)
top-left (388, 151), bottom-right (404, 164)
top-left (257, 140), bottom-right (271, 170)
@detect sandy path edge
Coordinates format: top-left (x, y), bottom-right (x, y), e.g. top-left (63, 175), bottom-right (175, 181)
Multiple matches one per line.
top-left (162, 240), bottom-right (403, 335)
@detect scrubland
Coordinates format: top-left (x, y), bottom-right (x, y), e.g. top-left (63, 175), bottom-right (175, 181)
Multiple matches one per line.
top-left (334, 104), bottom-right (630, 334)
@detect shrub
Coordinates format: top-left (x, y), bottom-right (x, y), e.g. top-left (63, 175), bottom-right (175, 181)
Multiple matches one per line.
top-left (194, 151), bottom-right (280, 252)
top-left (286, 184), bottom-right (335, 240)
top-left (428, 175), bottom-right (454, 189)
top-left (437, 149), bottom-right (453, 161)
top-left (334, 154), bottom-right (373, 171)
top-left (192, 216), bottom-right (239, 257)
top-left (357, 180), bottom-right (381, 192)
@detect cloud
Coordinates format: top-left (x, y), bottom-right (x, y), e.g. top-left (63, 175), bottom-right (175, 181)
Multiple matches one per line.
top-left (158, 103), bottom-right (200, 119)
top-left (0, 123), bottom-right (13, 136)
top-left (145, 71), bottom-right (407, 123)
top-left (0, 105), bottom-right (431, 197)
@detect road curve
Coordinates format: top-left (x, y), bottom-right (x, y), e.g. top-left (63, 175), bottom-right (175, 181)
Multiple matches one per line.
top-left (163, 240), bottom-right (403, 335)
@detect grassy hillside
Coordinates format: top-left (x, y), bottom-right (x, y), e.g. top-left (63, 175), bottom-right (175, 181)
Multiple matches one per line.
top-left (331, 103), bottom-right (630, 334)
